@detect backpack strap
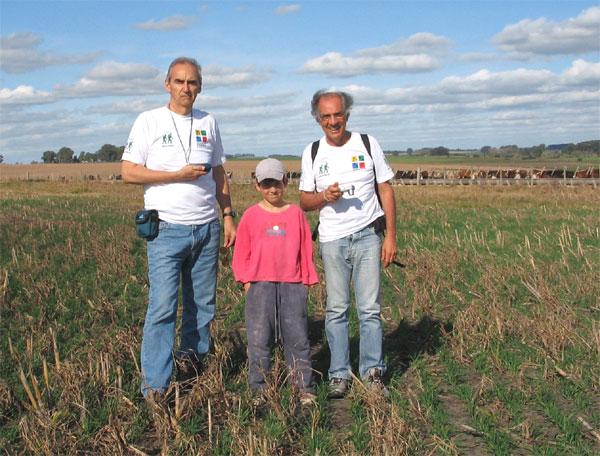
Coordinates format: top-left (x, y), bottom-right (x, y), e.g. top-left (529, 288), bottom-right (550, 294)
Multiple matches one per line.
top-left (359, 134), bottom-right (382, 207)
top-left (313, 134), bottom-right (370, 161)
top-left (360, 133), bottom-right (371, 157)
top-left (311, 140), bottom-right (320, 164)
top-left (310, 140), bottom-right (321, 241)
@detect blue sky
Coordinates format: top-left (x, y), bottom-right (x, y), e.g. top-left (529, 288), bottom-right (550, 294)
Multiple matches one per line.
top-left (1, 0), bottom-right (599, 163)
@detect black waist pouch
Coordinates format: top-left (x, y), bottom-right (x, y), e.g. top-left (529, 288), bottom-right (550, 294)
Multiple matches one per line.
top-left (372, 215), bottom-right (386, 235)
top-left (135, 209), bottom-right (159, 240)
top-left (311, 221), bottom-right (320, 242)
top-left (312, 215), bottom-right (385, 242)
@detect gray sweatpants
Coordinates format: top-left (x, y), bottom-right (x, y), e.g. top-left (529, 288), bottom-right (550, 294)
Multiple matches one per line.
top-left (245, 282), bottom-right (314, 393)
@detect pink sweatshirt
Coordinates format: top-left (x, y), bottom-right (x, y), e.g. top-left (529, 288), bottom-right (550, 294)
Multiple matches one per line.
top-left (232, 203), bottom-right (318, 286)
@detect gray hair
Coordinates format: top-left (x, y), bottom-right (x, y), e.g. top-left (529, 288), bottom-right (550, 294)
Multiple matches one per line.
top-left (310, 90), bottom-right (354, 120)
top-left (166, 57), bottom-right (202, 82)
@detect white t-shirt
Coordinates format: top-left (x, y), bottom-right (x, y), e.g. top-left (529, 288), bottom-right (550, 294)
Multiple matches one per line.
top-left (299, 132), bottom-right (394, 243)
top-left (122, 106), bottom-right (226, 225)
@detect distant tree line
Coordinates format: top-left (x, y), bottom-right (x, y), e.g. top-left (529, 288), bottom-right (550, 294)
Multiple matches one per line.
top-left (40, 144), bottom-right (124, 164)
top-left (33, 139), bottom-right (598, 164)
top-left (385, 140), bottom-right (599, 158)
top-left (479, 140), bottom-right (599, 159)
top-left (225, 153), bottom-right (256, 159)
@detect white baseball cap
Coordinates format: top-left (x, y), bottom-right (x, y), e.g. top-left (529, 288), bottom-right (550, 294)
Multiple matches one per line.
top-left (255, 158), bottom-right (285, 182)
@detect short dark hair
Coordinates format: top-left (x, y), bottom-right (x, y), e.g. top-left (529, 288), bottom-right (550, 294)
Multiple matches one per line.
top-left (166, 57), bottom-right (202, 82)
top-left (310, 90), bottom-right (354, 120)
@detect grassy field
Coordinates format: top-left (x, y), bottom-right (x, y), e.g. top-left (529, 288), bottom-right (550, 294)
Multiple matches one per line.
top-left (1, 181), bottom-right (599, 455)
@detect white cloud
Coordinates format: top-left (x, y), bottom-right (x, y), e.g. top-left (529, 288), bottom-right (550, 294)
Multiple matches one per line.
top-left (275, 4), bottom-right (301, 15)
top-left (344, 59), bottom-right (600, 113)
top-left (85, 61), bottom-right (161, 81)
top-left (53, 61), bottom-right (164, 98)
top-left (301, 52), bottom-right (440, 77)
top-left (0, 61), bottom-right (271, 111)
top-left (0, 32), bottom-right (41, 49)
top-left (59, 61), bottom-right (268, 98)
top-left (199, 91), bottom-right (297, 110)
top-left (86, 99), bottom-right (162, 115)
top-left (299, 33), bottom-right (449, 77)
top-left (357, 33), bottom-right (451, 57)
top-left (560, 59), bottom-right (600, 86)
top-left (438, 68), bottom-right (556, 95)
top-left (134, 15), bottom-right (196, 31)
top-left (0, 85), bottom-right (54, 106)
top-left (456, 52), bottom-right (499, 63)
top-left (202, 64), bottom-right (271, 88)
top-left (0, 32), bottom-right (100, 74)
top-left (0, 107), bottom-right (132, 159)
top-left (493, 6), bottom-right (600, 58)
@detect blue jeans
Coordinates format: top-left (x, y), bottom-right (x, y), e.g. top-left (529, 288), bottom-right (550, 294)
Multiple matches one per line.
top-left (141, 219), bottom-right (220, 395)
top-left (320, 225), bottom-right (385, 380)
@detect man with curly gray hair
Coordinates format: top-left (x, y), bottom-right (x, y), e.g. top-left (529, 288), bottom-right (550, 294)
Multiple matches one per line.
top-left (300, 89), bottom-right (397, 398)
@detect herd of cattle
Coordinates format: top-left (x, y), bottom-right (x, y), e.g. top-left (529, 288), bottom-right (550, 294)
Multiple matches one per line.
top-left (393, 167), bottom-right (600, 180)
top-left (248, 166), bottom-right (599, 183)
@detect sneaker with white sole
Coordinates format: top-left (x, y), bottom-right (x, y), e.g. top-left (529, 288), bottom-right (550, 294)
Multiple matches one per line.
top-left (327, 377), bottom-right (348, 399)
top-left (365, 368), bottom-right (389, 397)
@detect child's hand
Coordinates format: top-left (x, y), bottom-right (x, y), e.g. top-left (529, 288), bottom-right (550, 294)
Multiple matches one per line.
top-left (243, 283), bottom-right (251, 293)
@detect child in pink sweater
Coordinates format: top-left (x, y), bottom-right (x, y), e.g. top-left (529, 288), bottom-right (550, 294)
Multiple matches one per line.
top-left (232, 158), bottom-right (318, 404)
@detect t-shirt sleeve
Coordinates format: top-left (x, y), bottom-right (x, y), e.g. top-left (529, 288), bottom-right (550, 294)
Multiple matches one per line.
top-left (369, 135), bottom-right (394, 183)
top-left (299, 209), bottom-right (319, 285)
top-left (231, 212), bottom-right (252, 283)
top-left (211, 119), bottom-right (226, 167)
top-left (121, 112), bottom-right (150, 165)
top-left (298, 142), bottom-right (316, 192)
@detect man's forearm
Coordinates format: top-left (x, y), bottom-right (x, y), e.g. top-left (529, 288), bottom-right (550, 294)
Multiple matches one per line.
top-left (378, 182), bottom-right (397, 236)
top-left (299, 190), bottom-right (333, 212)
top-left (121, 160), bottom-right (206, 184)
top-left (213, 165), bottom-right (232, 212)
top-left (121, 161), bottom-right (179, 184)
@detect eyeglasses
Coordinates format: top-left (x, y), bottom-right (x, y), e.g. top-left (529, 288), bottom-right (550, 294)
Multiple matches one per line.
top-left (318, 112), bottom-right (346, 122)
top-left (259, 178), bottom-right (283, 189)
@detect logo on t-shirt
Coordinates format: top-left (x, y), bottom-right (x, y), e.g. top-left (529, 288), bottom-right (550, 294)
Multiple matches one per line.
top-left (162, 132), bottom-right (173, 146)
top-left (318, 162), bottom-right (330, 177)
top-left (352, 155), bottom-right (366, 170)
top-left (195, 130), bottom-right (208, 144)
top-left (266, 225), bottom-right (286, 237)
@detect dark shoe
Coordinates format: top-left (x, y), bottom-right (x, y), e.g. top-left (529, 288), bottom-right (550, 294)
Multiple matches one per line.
top-left (175, 352), bottom-right (203, 383)
top-left (365, 368), bottom-right (389, 397)
top-left (327, 377), bottom-right (348, 399)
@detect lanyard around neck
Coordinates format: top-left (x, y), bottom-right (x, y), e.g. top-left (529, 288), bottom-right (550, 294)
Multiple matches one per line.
top-left (170, 111), bottom-right (193, 164)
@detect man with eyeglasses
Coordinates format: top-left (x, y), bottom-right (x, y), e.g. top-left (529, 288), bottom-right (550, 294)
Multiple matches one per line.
top-left (299, 90), bottom-right (397, 398)
top-left (121, 57), bottom-right (236, 403)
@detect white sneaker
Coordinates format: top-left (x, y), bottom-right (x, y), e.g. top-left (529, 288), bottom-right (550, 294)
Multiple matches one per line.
top-left (365, 368), bottom-right (389, 397)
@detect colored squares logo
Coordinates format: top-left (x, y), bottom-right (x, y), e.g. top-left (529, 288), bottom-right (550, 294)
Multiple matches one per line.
top-left (351, 155), bottom-right (366, 170)
top-left (195, 130), bottom-right (208, 143)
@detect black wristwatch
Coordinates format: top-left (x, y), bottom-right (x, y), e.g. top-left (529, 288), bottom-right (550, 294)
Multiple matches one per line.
top-left (222, 210), bottom-right (237, 219)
